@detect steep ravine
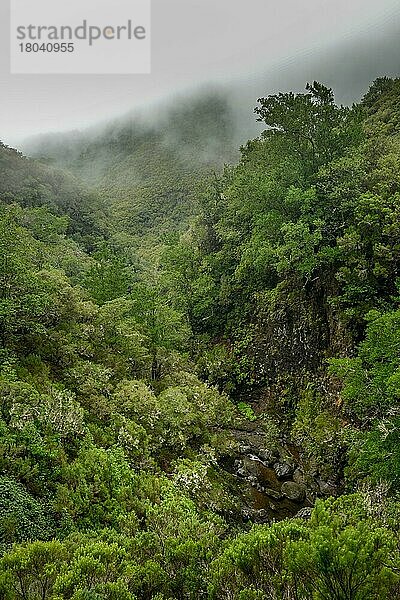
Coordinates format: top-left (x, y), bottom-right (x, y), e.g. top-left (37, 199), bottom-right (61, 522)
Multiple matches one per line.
top-left (222, 421), bottom-right (339, 523)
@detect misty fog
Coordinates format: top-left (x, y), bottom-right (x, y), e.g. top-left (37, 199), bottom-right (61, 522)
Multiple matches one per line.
top-left (1, 0), bottom-right (400, 149)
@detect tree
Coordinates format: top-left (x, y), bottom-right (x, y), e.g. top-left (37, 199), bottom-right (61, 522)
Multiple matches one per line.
top-left (255, 82), bottom-right (363, 176)
top-left (0, 540), bottom-right (66, 600)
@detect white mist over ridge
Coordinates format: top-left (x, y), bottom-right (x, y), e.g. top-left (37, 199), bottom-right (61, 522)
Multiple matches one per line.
top-left (21, 12), bottom-right (400, 164)
top-left (1, 0), bottom-right (400, 148)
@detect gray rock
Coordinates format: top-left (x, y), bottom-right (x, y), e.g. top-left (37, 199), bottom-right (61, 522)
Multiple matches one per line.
top-left (293, 468), bottom-right (305, 485)
top-left (243, 507), bottom-right (270, 523)
top-left (264, 487), bottom-right (282, 500)
top-left (318, 479), bottom-right (337, 496)
top-left (253, 509), bottom-right (269, 523)
top-left (273, 461), bottom-right (294, 479)
top-left (294, 507), bottom-right (313, 519)
top-left (256, 448), bottom-right (276, 465)
top-left (281, 481), bottom-right (307, 502)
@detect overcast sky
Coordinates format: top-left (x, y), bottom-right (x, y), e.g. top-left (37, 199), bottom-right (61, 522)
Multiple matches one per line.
top-left (1, 0), bottom-right (400, 148)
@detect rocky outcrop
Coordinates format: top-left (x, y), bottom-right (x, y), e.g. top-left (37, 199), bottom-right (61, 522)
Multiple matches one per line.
top-left (281, 481), bottom-right (307, 502)
top-left (222, 421), bottom-right (339, 524)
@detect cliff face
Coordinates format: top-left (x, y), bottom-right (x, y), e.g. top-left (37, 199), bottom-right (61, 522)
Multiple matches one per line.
top-left (189, 80), bottom-right (400, 498)
top-left (246, 286), bottom-right (351, 381)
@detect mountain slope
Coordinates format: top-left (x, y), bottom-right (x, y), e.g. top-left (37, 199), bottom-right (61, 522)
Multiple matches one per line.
top-left (26, 93), bottom-right (240, 238)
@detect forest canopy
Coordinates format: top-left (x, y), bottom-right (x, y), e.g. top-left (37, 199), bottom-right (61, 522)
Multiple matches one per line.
top-left (1, 79), bottom-right (400, 599)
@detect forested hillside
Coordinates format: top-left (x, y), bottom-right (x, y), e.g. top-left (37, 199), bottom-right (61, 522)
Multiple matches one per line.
top-left (27, 93), bottom-right (240, 240)
top-left (1, 78), bottom-right (400, 599)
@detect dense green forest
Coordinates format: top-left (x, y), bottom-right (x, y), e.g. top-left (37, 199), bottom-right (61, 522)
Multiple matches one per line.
top-left (1, 77), bottom-right (400, 599)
